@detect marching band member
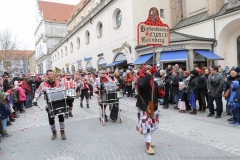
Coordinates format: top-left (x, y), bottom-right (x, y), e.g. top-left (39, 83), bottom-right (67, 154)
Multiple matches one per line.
top-left (78, 74), bottom-right (90, 108)
top-left (32, 70), bottom-right (67, 140)
top-left (87, 73), bottom-right (94, 99)
top-left (107, 71), bottom-right (118, 111)
top-left (61, 72), bottom-right (76, 117)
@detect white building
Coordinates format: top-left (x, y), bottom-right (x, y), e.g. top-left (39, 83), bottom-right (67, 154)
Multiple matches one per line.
top-left (35, 0), bottom-right (75, 74)
top-left (51, 0), bottom-right (170, 73)
top-left (169, 0), bottom-right (240, 69)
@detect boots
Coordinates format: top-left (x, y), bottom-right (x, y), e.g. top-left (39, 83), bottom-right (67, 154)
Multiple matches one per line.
top-left (52, 131), bottom-right (57, 140)
top-left (2, 130), bottom-right (12, 137)
top-left (190, 110), bottom-right (197, 114)
top-left (87, 104), bottom-right (89, 108)
top-left (150, 142), bottom-right (155, 147)
top-left (145, 142), bottom-right (155, 155)
top-left (14, 112), bottom-right (19, 118)
top-left (69, 108), bottom-right (73, 117)
top-left (60, 130), bottom-right (66, 139)
top-left (80, 103), bottom-right (83, 108)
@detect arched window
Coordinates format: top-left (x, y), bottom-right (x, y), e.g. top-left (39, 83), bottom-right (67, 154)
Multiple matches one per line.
top-left (238, 36), bottom-right (240, 65)
top-left (61, 49), bottom-right (63, 58)
top-left (116, 10), bottom-right (122, 28)
top-left (85, 30), bottom-right (90, 44)
top-left (65, 46), bottom-right (68, 55)
top-left (58, 52), bottom-right (59, 60)
top-left (70, 42), bottom-right (73, 53)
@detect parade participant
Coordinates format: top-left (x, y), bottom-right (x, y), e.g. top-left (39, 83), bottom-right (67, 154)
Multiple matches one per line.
top-left (32, 70), bottom-right (66, 140)
top-left (97, 70), bottom-right (109, 122)
top-left (107, 71), bottom-right (118, 111)
top-left (87, 73), bottom-right (94, 99)
top-left (61, 72), bottom-right (76, 117)
top-left (136, 65), bottom-right (160, 155)
top-left (78, 74), bottom-right (90, 108)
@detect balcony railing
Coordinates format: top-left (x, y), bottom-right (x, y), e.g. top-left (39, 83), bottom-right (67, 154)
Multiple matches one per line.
top-left (50, 0), bottom-right (114, 55)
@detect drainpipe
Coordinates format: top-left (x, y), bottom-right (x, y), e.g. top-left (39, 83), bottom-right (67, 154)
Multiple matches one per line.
top-left (180, 0), bottom-right (183, 19)
top-left (212, 17), bottom-right (218, 66)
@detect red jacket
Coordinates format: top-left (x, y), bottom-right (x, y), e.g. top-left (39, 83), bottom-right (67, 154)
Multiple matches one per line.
top-left (23, 82), bottom-right (31, 95)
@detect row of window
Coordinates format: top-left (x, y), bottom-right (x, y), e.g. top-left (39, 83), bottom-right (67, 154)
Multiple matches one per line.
top-left (52, 9), bottom-right (122, 62)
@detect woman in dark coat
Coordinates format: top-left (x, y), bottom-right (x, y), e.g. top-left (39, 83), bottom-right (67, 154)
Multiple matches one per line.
top-left (187, 69), bottom-right (199, 114)
top-left (171, 71), bottom-right (181, 109)
top-left (136, 65), bottom-right (161, 155)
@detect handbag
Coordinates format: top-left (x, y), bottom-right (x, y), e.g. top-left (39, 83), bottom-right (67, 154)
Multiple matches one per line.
top-left (9, 104), bottom-right (15, 113)
top-left (223, 89), bottom-right (230, 98)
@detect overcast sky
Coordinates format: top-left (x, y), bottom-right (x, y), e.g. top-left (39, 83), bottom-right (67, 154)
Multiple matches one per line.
top-left (0, 0), bottom-right (80, 50)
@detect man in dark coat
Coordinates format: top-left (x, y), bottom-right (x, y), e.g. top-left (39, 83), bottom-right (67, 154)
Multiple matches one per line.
top-left (207, 66), bottom-right (224, 119)
top-left (171, 71), bottom-right (181, 109)
top-left (196, 68), bottom-right (207, 112)
top-left (3, 75), bottom-right (10, 92)
top-left (162, 68), bottom-right (172, 109)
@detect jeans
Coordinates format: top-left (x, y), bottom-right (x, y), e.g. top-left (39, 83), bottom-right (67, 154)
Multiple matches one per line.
top-left (173, 93), bottom-right (179, 106)
top-left (18, 101), bottom-right (24, 111)
top-left (25, 94), bottom-right (31, 108)
top-left (2, 118), bottom-right (7, 131)
top-left (208, 96), bottom-right (223, 116)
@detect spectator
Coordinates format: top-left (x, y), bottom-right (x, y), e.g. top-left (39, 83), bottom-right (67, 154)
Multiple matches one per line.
top-left (187, 70), bottom-right (199, 114)
top-left (23, 78), bottom-right (31, 108)
top-left (0, 91), bottom-right (11, 137)
top-left (171, 71), bottom-right (180, 110)
top-left (162, 68), bottom-right (172, 109)
top-left (207, 66), bottom-right (224, 119)
top-left (3, 75), bottom-right (10, 92)
top-left (196, 68), bottom-right (207, 113)
top-left (125, 70), bottom-right (133, 97)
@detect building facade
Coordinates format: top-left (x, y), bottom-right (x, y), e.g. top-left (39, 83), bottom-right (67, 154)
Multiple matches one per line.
top-left (35, 0), bottom-right (75, 74)
top-left (170, 0), bottom-right (240, 68)
top-left (51, 0), bottom-right (170, 73)
top-left (28, 51), bottom-right (36, 74)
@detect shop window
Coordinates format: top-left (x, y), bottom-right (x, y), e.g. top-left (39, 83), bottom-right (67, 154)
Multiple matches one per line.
top-left (112, 9), bottom-right (122, 30)
top-left (77, 37), bottom-right (80, 49)
top-left (238, 36), bottom-right (240, 65)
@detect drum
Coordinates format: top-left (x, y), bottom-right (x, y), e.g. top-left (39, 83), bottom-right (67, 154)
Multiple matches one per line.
top-left (154, 77), bottom-right (164, 88)
top-left (65, 89), bottom-right (76, 98)
top-left (100, 82), bottom-right (118, 104)
top-left (45, 88), bottom-right (67, 118)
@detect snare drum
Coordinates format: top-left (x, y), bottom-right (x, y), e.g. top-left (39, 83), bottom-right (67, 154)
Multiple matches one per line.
top-left (100, 82), bottom-right (118, 104)
top-left (65, 89), bottom-right (76, 98)
top-left (45, 88), bottom-right (67, 118)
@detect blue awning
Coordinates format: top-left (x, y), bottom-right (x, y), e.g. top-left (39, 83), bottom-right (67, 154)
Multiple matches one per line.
top-left (132, 54), bottom-right (153, 65)
top-left (194, 50), bottom-right (224, 60)
top-left (160, 50), bottom-right (188, 62)
top-left (106, 60), bottom-right (126, 67)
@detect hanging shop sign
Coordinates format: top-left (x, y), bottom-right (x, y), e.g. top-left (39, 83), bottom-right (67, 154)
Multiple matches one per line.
top-left (97, 53), bottom-right (104, 57)
top-left (112, 41), bottom-right (131, 54)
top-left (65, 63), bottom-right (69, 67)
top-left (76, 59), bottom-right (82, 63)
top-left (162, 45), bottom-right (186, 51)
top-left (84, 57), bottom-right (92, 61)
top-left (137, 7), bottom-right (170, 46)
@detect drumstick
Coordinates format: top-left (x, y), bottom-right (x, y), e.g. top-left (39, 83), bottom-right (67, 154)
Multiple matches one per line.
top-left (36, 105), bottom-right (43, 111)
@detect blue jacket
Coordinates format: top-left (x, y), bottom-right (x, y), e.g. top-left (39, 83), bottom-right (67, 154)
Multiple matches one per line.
top-left (228, 81), bottom-right (239, 106)
top-left (0, 103), bottom-right (11, 120)
top-left (178, 88), bottom-right (186, 101)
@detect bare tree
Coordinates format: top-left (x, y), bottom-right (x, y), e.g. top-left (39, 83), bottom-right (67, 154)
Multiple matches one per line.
top-left (0, 29), bottom-right (29, 74)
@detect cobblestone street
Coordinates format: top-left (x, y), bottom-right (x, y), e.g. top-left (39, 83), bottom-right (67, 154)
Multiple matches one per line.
top-left (1, 96), bottom-right (240, 160)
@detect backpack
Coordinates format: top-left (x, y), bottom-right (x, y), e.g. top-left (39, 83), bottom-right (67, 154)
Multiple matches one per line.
top-left (110, 105), bottom-right (119, 121)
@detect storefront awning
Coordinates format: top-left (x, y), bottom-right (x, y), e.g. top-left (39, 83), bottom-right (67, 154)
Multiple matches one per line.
top-left (160, 50), bottom-right (188, 62)
top-left (194, 50), bottom-right (224, 60)
top-left (106, 60), bottom-right (126, 67)
top-left (132, 54), bottom-right (153, 65)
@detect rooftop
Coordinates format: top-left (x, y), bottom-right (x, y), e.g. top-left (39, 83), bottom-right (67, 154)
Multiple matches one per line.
top-left (0, 50), bottom-right (34, 60)
top-left (38, 1), bottom-right (76, 23)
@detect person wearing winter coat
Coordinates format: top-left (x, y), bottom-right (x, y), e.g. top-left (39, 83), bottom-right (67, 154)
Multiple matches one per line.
top-left (0, 92), bottom-right (11, 137)
top-left (178, 82), bottom-right (186, 113)
top-left (162, 68), bottom-right (172, 109)
top-left (23, 78), bottom-right (31, 108)
top-left (136, 65), bottom-right (162, 155)
top-left (187, 70), bottom-right (199, 114)
top-left (196, 68), bottom-right (207, 112)
top-left (207, 66), bottom-right (224, 119)
top-left (17, 81), bottom-right (26, 113)
top-left (228, 81), bottom-right (240, 126)
top-left (171, 71), bottom-right (181, 110)
top-left (124, 70), bottom-right (133, 97)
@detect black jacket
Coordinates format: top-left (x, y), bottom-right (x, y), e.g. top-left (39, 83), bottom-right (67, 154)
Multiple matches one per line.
top-left (171, 75), bottom-right (180, 94)
top-left (187, 76), bottom-right (199, 100)
top-left (136, 74), bottom-right (158, 111)
top-left (198, 75), bottom-right (207, 92)
top-left (3, 80), bottom-right (10, 92)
